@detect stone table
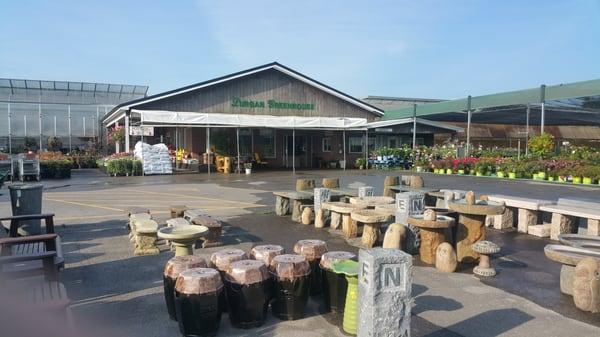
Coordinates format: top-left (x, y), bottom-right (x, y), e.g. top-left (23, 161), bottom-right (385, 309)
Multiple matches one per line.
top-left (472, 241), bottom-right (500, 277)
top-left (322, 201), bottom-right (366, 232)
top-left (272, 191), bottom-right (313, 221)
top-left (407, 209), bottom-right (454, 264)
top-left (544, 244), bottom-right (600, 295)
top-left (158, 225), bottom-right (208, 256)
top-left (351, 209), bottom-right (394, 248)
top-left (349, 196), bottom-right (394, 209)
top-left (448, 192), bottom-right (505, 264)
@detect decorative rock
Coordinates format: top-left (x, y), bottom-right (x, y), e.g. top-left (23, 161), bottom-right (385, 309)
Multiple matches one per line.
top-left (296, 179), bottom-right (315, 192)
top-left (292, 199), bottom-right (311, 222)
top-left (423, 209), bottom-right (437, 221)
top-left (410, 176), bottom-right (424, 188)
top-left (472, 241), bottom-right (500, 277)
top-left (170, 205), bottom-right (188, 218)
top-left (383, 223), bottom-right (407, 249)
top-left (383, 176), bottom-right (399, 198)
top-left (518, 209), bottom-right (538, 233)
top-left (395, 192), bottom-right (425, 255)
top-left (529, 224), bottom-right (551, 238)
top-left (315, 209), bottom-right (326, 228)
top-left (301, 207), bottom-right (313, 225)
top-left (322, 178), bottom-right (340, 189)
top-left (275, 196), bottom-right (290, 216)
top-left (573, 257), bottom-right (600, 313)
top-left (435, 243), bottom-right (457, 273)
top-left (551, 213), bottom-right (577, 241)
top-left (358, 248), bottom-right (412, 337)
top-left (358, 186), bottom-right (375, 199)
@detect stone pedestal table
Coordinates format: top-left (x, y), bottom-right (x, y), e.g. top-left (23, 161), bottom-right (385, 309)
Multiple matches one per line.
top-left (472, 241), bottom-right (500, 277)
top-left (322, 202), bottom-right (366, 232)
top-left (351, 209), bottom-right (394, 248)
top-left (158, 225), bottom-right (208, 256)
top-left (448, 193), bottom-right (504, 264)
top-left (407, 210), bottom-right (453, 264)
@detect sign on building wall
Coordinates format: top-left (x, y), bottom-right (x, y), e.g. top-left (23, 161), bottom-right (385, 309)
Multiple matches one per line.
top-left (231, 97), bottom-right (315, 110)
top-left (129, 126), bottom-right (154, 136)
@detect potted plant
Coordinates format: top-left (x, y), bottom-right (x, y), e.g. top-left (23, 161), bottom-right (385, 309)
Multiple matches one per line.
top-left (244, 162), bottom-right (252, 175)
top-left (355, 157), bottom-right (366, 170)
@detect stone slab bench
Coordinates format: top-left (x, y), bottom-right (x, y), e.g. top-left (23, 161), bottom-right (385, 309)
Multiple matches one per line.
top-left (272, 191), bottom-right (314, 221)
top-left (540, 203), bottom-right (600, 239)
top-left (487, 195), bottom-right (553, 232)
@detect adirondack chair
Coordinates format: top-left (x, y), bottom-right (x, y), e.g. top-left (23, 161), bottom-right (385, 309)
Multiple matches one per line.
top-left (253, 153), bottom-right (268, 168)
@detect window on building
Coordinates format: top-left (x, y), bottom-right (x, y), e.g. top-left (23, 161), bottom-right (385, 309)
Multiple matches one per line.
top-left (348, 136), bottom-right (363, 153)
top-left (259, 129), bottom-right (276, 158)
top-left (239, 128), bottom-right (252, 156)
top-left (322, 137), bottom-right (332, 152)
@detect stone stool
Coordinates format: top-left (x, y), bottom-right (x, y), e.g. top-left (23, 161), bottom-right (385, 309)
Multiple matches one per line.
top-left (296, 179), bottom-right (316, 191)
top-left (170, 205), bottom-right (188, 218)
top-left (448, 191), bottom-right (505, 264)
top-left (322, 178), bottom-right (340, 189)
top-left (322, 201), bottom-right (366, 232)
top-left (190, 214), bottom-right (223, 248)
top-left (158, 225), bottom-right (208, 256)
top-left (130, 213), bottom-right (153, 243)
top-left (382, 223), bottom-right (407, 249)
top-left (407, 209), bottom-right (454, 264)
top-left (351, 209), bottom-right (394, 248)
top-left (472, 241), bottom-right (500, 277)
top-left (435, 242), bottom-right (458, 273)
top-left (135, 219), bottom-right (160, 256)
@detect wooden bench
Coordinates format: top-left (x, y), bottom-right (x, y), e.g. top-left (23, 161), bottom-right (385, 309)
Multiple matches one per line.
top-left (540, 198), bottom-right (600, 240)
top-left (487, 195), bottom-right (553, 233)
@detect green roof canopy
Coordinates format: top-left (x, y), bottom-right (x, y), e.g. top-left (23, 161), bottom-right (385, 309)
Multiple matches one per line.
top-left (383, 79), bottom-right (600, 126)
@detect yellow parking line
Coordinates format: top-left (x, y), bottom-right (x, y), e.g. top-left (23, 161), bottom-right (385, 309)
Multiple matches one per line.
top-left (44, 198), bottom-right (124, 212)
top-left (121, 189), bottom-right (266, 207)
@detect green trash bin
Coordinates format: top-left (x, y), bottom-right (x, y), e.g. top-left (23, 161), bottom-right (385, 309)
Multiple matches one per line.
top-left (9, 184), bottom-right (43, 235)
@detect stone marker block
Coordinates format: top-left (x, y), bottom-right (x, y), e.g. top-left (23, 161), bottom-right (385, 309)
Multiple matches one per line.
top-left (314, 188), bottom-right (331, 213)
top-left (528, 224), bottom-right (551, 238)
top-left (395, 192), bottom-right (424, 254)
top-left (358, 248), bottom-right (412, 337)
top-left (358, 186), bottom-right (374, 199)
top-left (518, 209), bottom-right (538, 233)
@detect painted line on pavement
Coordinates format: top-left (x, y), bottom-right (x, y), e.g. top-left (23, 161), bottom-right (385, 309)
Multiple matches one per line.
top-left (120, 188), bottom-right (266, 207)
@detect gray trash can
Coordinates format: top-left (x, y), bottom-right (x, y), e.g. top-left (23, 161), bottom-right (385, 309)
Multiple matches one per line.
top-left (9, 184), bottom-right (43, 235)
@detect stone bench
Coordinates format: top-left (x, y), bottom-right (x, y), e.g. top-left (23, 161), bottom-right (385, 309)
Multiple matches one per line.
top-left (540, 201), bottom-right (600, 240)
top-left (322, 201), bottom-right (366, 234)
top-left (487, 195), bottom-right (553, 233)
top-left (134, 219), bottom-right (160, 256)
top-left (129, 213), bottom-right (153, 243)
top-left (272, 191), bottom-right (314, 221)
top-left (544, 244), bottom-right (600, 296)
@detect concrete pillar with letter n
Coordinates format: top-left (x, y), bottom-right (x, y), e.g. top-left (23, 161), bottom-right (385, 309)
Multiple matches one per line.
top-left (358, 247), bottom-right (413, 337)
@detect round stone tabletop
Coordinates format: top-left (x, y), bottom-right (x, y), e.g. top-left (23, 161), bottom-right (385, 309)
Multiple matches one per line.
top-left (407, 214), bottom-right (454, 229)
top-left (322, 201), bottom-right (366, 213)
top-left (351, 209), bottom-right (393, 223)
top-left (158, 224), bottom-right (208, 241)
top-left (447, 199), bottom-right (505, 215)
top-left (544, 244), bottom-right (600, 266)
top-left (349, 196), bottom-right (395, 207)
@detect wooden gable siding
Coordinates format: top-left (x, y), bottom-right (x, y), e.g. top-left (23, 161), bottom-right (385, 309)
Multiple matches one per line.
top-left (136, 69), bottom-right (377, 121)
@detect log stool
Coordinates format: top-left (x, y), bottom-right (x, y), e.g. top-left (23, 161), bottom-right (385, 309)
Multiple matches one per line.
top-left (134, 219), bottom-right (160, 256)
top-left (407, 209), bottom-right (453, 264)
top-left (472, 240), bottom-right (500, 277)
top-left (351, 209), bottom-right (394, 248)
top-left (448, 191), bottom-right (505, 264)
top-left (157, 225), bottom-right (208, 256)
top-left (322, 178), bottom-right (340, 189)
top-left (294, 239), bottom-right (328, 296)
top-left (251, 244), bottom-right (284, 266)
top-left (190, 215), bottom-right (223, 248)
top-left (170, 205), bottom-right (188, 218)
top-left (322, 202), bottom-right (366, 234)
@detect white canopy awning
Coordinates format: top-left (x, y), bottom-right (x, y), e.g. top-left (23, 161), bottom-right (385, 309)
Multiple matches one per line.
top-left (131, 109), bottom-right (368, 129)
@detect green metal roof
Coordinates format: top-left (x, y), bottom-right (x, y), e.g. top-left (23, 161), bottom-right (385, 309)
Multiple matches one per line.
top-left (383, 79), bottom-right (600, 126)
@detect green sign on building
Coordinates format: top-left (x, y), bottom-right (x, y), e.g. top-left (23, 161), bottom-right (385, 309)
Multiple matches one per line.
top-left (232, 97), bottom-right (314, 110)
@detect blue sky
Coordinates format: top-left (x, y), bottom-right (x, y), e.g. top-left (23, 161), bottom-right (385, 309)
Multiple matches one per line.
top-left (1, 1), bottom-right (599, 99)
